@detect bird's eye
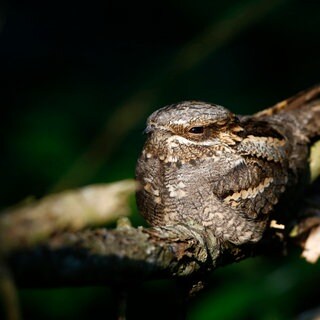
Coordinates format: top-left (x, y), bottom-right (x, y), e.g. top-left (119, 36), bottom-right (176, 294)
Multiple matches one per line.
top-left (189, 126), bottom-right (204, 134)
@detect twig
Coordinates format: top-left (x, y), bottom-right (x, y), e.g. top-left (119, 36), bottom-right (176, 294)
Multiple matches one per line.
top-left (0, 262), bottom-right (21, 320)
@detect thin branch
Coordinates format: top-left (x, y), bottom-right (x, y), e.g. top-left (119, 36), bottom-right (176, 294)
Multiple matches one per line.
top-left (0, 180), bottom-right (136, 254)
top-left (0, 262), bottom-right (21, 320)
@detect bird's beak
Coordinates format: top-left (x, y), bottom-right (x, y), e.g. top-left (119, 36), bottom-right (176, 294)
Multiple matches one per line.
top-left (143, 125), bottom-right (155, 135)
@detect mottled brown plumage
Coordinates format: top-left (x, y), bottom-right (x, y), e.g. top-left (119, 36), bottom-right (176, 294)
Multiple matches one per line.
top-left (136, 86), bottom-right (320, 245)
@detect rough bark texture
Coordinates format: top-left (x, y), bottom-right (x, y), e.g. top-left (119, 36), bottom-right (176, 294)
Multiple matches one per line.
top-left (3, 178), bottom-right (320, 289)
top-left (0, 180), bottom-right (135, 254)
top-left (5, 223), bottom-right (282, 288)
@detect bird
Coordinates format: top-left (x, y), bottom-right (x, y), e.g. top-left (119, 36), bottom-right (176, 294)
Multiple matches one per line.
top-left (135, 86), bottom-right (320, 246)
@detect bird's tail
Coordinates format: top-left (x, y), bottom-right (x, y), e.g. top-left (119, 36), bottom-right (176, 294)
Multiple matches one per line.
top-left (255, 85), bottom-right (320, 140)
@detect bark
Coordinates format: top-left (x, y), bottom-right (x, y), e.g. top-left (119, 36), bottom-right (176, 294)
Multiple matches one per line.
top-left (0, 180), bottom-right (135, 254)
top-left (5, 223), bottom-right (275, 288)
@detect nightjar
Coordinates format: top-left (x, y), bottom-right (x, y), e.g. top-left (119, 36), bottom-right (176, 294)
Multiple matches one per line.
top-left (136, 86), bottom-right (320, 245)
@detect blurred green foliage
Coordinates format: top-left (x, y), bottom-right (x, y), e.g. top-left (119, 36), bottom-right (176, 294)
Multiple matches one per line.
top-left (1, 0), bottom-right (320, 319)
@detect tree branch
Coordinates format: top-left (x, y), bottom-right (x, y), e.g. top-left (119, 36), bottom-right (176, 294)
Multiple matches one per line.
top-left (0, 180), bottom-right (135, 254)
top-left (5, 223), bottom-right (277, 289)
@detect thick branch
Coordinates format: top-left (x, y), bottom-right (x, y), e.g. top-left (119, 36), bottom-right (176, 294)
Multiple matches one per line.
top-left (1, 175), bottom-right (320, 289)
top-left (1, 178), bottom-right (320, 289)
top-left (6, 223), bottom-right (271, 288)
top-left (0, 176), bottom-right (319, 290)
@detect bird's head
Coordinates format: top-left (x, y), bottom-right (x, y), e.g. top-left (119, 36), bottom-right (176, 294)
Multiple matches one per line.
top-left (144, 101), bottom-right (244, 152)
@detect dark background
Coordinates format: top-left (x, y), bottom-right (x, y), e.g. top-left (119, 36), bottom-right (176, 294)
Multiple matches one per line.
top-left (1, 0), bottom-right (320, 319)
